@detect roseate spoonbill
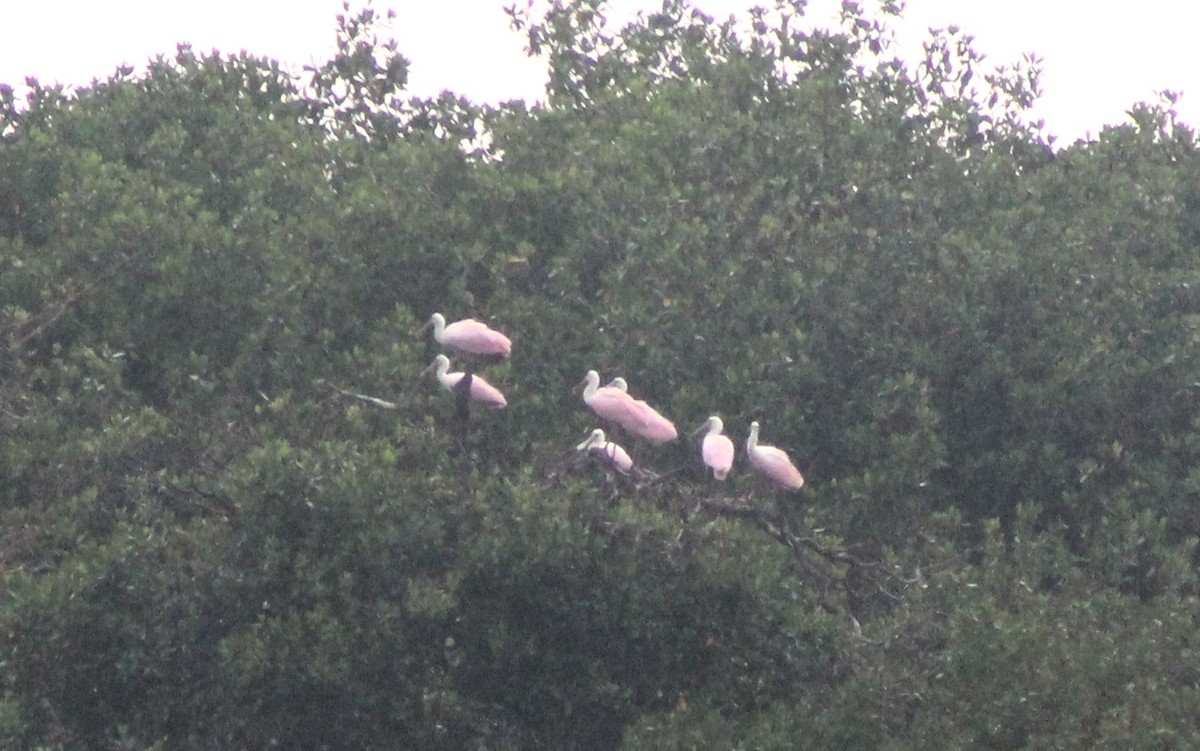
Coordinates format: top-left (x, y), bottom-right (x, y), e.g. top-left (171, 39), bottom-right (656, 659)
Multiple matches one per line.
top-left (424, 354), bottom-right (507, 408)
top-left (576, 428), bottom-right (634, 473)
top-left (418, 313), bottom-right (512, 357)
top-left (606, 377), bottom-right (628, 392)
top-left (579, 371), bottom-right (677, 442)
top-left (697, 415), bottom-right (734, 480)
top-left (746, 421), bottom-right (804, 490)
top-left (580, 370), bottom-right (640, 424)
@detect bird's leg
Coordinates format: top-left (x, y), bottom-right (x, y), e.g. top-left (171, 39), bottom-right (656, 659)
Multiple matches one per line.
top-left (449, 367), bottom-right (475, 463)
top-left (744, 480), bottom-right (758, 506)
top-left (453, 368), bottom-right (475, 425)
top-left (603, 474), bottom-right (621, 505)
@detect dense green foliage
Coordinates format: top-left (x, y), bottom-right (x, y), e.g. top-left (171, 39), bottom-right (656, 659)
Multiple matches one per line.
top-left (4, 1), bottom-right (1200, 747)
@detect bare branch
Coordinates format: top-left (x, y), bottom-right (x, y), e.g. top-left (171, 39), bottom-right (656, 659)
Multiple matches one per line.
top-left (320, 379), bottom-right (399, 409)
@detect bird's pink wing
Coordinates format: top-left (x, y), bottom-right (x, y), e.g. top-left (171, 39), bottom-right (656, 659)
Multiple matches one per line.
top-left (444, 319), bottom-right (512, 355)
top-left (587, 388), bottom-right (639, 423)
top-left (591, 441), bottom-right (633, 472)
top-left (703, 433), bottom-right (734, 479)
top-left (624, 398), bottom-right (678, 441)
top-left (752, 446), bottom-right (804, 489)
top-left (468, 374), bottom-right (507, 407)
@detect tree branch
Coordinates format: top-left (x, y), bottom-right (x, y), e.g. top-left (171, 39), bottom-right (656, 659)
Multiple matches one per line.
top-left (320, 379), bottom-right (399, 409)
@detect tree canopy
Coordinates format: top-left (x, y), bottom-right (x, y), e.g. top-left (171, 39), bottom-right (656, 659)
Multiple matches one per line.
top-left (3, 1), bottom-right (1200, 748)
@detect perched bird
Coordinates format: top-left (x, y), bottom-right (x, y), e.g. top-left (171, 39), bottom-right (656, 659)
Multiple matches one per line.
top-left (580, 370), bottom-right (641, 425)
top-left (579, 370), bottom-right (677, 442)
top-left (576, 428), bottom-right (634, 473)
top-left (746, 421), bottom-right (804, 490)
top-left (424, 354), bottom-right (507, 409)
top-left (418, 312), bottom-right (512, 357)
top-left (696, 415), bottom-right (735, 480)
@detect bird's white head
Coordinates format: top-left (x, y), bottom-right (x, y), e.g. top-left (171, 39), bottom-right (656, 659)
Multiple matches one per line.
top-left (577, 370), bottom-right (602, 398)
top-left (577, 428), bottom-right (607, 451)
top-left (692, 414), bottom-right (724, 438)
top-left (607, 377), bottom-right (628, 392)
top-left (412, 312), bottom-right (444, 338)
top-left (422, 353), bottom-right (452, 377)
top-left (747, 420), bottom-right (761, 450)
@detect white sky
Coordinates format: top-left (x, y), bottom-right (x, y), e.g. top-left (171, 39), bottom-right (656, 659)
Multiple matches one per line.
top-left (1, 0), bottom-right (1196, 145)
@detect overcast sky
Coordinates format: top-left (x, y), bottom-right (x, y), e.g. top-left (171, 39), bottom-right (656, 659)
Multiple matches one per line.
top-left (2, 1), bottom-right (1195, 145)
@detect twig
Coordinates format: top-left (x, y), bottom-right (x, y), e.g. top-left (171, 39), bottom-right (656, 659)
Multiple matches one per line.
top-left (321, 380), bottom-right (399, 409)
top-left (699, 497), bottom-right (864, 566)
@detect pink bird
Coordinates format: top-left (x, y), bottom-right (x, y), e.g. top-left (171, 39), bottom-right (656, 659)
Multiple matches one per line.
top-left (420, 312), bottom-right (512, 357)
top-left (580, 369), bottom-right (640, 425)
top-left (576, 428), bottom-right (634, 473)
top-left (425, 354), bottom-right (507, 408)
top-left (579, 370), bottom-right (677, 442)
top-left (697, 415), bottom-right (735, 480)
top-left (746, 421), bottom-right (804, 490)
